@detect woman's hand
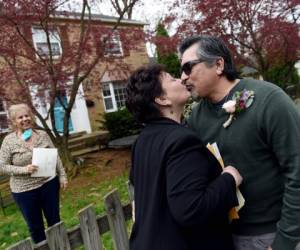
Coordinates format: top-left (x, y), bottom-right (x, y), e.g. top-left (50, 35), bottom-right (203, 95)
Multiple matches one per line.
top-left (60, 180), bottom-right (68, 190)
top-left (26, 164), bottom-right (38, 174)
top-left (222, 165), bottom-right (243, 187)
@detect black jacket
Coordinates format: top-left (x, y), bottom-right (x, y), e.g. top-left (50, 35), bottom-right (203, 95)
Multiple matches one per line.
top-left (129, 117), bottom-right (238, 250)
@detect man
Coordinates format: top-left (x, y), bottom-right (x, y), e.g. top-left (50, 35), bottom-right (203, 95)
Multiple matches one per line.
top-left (179, 35), bottom-right (300, 250)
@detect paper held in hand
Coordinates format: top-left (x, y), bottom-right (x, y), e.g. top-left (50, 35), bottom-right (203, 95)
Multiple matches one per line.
top-left (31, 148), bottom-right (58, 177)
top-left (206, 142), bottom-right (245, 221)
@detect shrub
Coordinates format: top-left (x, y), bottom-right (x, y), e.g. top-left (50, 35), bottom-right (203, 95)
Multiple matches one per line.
top-left (264, 62), bottom-right (300, 98)
top-left (100, 108), bottom-right (142, 140)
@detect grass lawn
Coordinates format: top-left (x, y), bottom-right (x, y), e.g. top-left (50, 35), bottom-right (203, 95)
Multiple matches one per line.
top-left (0, 149), bottom-right (131, 250)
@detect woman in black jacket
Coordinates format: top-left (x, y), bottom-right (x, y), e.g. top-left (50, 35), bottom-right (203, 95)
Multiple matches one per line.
top-left (126, 64), bottom-right (242, 250)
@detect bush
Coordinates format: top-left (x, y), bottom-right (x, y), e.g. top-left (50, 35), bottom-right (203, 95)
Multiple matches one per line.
top-left (101, 108), bottom-right (142, 140)
top-left (264, 62), bottom-right (300, 98)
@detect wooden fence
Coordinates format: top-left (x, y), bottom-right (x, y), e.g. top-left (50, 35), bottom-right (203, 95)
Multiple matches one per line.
top-left (6, 189), bottom-right (132, 250)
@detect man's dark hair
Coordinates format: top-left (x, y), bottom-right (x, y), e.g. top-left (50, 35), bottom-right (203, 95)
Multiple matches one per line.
top-left (126, 64), bottom-right (165, 123)
top-left (179, 35), bottom-right (239, 81)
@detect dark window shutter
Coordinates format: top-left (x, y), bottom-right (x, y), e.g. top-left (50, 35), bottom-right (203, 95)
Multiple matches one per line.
top-left (22, 25), bottom-right (35, 59)
top-left (59, 25), bottom-right (70, 56)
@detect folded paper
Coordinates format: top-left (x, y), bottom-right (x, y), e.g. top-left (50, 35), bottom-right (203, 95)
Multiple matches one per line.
top-left (31, 148), bottom-right (57, 177)
top-left (207, 142), bottom-right (245, 221)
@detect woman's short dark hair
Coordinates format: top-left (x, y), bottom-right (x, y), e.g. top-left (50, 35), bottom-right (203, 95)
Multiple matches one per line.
top-left (179, 35), bottom-right (239, 81)
top-left (126, 64), bottom-right (165, 123)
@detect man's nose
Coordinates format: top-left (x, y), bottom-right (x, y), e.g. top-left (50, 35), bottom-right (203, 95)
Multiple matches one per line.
top-left (181, 73), bottom-right (188, 85)
top-left (180, 71), bottom-right (189, 80)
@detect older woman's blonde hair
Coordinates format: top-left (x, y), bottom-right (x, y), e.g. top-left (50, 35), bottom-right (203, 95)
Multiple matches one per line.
top-left (8, 103), bottom-right (35, 130)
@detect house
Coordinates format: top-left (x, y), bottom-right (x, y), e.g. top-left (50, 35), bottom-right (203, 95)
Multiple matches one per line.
top-left (0, 11), bottom-right (149, 135)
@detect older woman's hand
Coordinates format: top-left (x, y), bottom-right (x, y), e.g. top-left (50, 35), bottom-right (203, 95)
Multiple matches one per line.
top-left (26, 164), bottom-right (38, 174)
top-left (60, 180), bottom-right (68, 190)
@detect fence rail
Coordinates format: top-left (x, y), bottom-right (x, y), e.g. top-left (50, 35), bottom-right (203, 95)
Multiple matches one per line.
top-left (7, 189), bottom-right (132, 250)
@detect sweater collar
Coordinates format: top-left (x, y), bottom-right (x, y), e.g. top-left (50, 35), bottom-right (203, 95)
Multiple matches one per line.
top-left (206, 78), bottom-right (246, 111)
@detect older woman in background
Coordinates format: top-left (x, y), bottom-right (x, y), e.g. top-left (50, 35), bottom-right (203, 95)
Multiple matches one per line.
top-left (0, 103), bottom-right (67, 244)
top-left (126, 64), bottom-right (243, 250)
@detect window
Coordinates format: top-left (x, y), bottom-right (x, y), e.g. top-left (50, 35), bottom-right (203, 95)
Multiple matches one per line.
top-left (102, 82), bottom-right (126, 112)
top-left (0, 100), bottom-right (9, 133)
top-left (30, 85), bottom-right (49, 118)
top-left (103, 32), bottom-right (123, 56)
top-left (113, 82), bottom-right (126, 108)
top-left (32, 27), bottom-right (62, 57)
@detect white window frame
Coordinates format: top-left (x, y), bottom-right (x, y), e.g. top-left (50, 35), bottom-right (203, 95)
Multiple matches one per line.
top-left (30, 84), bottom-right (49, 119)
top-left (102, 82), bottom-right (118, 112)
top-left (32, 26), bottom-right (62, 58)
top-left (113, 82), bottom-right (127, 108)
top-left (0, 100), bottom-right (9, 133)
top-left (102, 31), bottom-right (123, 57)
top-left (101, 82), bottom-right (126, 113)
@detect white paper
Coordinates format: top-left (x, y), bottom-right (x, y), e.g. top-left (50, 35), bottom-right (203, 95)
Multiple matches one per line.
top-left (31, 148), bottom-right (57, 177)
top-left (208, 142), bottom-right (245, 212)
top-left (211, 142), bottom-right (222, 161)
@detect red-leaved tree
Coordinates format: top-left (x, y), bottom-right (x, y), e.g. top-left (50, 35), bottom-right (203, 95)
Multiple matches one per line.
top-left (165, 0), bottom-right (300, 82)
top-left (0, 0), bottom-right (143, 175)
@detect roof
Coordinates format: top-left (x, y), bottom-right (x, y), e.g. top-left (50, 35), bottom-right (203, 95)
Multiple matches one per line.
top-left (53, 11), bottom-right (147, 26)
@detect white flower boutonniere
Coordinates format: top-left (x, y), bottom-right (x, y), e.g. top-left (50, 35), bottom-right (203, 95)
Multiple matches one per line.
top-left (222, 89), bottom-right (255, 128)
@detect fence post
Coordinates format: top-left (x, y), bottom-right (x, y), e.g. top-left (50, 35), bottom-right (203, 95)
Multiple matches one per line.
top-left (127, 181), bottom-right (134, 202)
top-left (6, 238), bottom-right (33, 250)
top-left (78, 205), bottom-right (103, 250)
top-left (45, 221), bottom-right (71, 250)
top-left (127, 181), bottom-right (135, 222)
top-left (104, 189), bottom-right (129, 250)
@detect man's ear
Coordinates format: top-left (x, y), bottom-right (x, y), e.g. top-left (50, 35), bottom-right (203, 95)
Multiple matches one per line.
top-left (155, 96), bottom-right (171, 106)
top-left (216, 57), bottom-right (225, 75)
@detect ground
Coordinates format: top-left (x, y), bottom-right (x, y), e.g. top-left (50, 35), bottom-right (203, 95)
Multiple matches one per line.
top-left (0, 148), bottom-right (131, 249)
top-left (70, 148), bottom-right (131, 187)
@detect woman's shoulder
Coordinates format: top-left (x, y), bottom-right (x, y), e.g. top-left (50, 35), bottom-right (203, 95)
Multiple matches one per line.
top-left (35, 129), bottom-right (51, 141)
top-left (3, 132), bottom-right (17, 141)
top-left (35, 129), bottom-right (48, 136)
top-left (0, 132), bottom-right (17, 149)
top-left (166, 124), bottom-right (204, 147)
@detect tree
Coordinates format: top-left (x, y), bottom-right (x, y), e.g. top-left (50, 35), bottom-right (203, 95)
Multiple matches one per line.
top-left (0, 0), bottom-right (142, 175)
top-left (165, 0), bottom-right (300, 83)
top-left (155, 23), bottom-right (181, 77)
top-left (107, 0), bottom-right (139, 19)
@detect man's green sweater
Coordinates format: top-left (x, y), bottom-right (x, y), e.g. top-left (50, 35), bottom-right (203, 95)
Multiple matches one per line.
top-left (188, 78), bottom-right (300, 250)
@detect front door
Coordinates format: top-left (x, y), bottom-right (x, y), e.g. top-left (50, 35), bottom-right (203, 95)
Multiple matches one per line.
top-left (54, 92), bottom-right (74, 133)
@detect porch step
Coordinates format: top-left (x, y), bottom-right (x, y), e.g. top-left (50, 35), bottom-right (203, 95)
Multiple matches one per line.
top-left (71, 145), bottom-right (100, 157)
top-left (69, 131), bottom-right (87, 139)
top-left (68, 143), bottom-right (87, 152)
top-left (68, 131), bottom-right (108, 146)
top-left (68, 131), bottom-right (109, 157)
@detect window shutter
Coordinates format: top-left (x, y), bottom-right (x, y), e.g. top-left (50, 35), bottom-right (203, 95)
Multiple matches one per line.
top-left (59, 25), bottom-right (70, 56)
top-left (23, 25), bottom-right (35, 58)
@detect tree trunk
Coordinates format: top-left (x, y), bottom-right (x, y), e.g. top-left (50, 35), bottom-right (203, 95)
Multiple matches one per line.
top-left (55, 137), bottom-right (78, 178)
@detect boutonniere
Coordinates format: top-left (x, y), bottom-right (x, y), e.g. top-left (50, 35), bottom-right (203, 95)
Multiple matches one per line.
top-left (222, 89), bottom-right (255, 128)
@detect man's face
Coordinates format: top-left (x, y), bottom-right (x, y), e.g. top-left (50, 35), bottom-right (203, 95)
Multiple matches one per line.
top-left (180, 43), bottom-right (219, 99)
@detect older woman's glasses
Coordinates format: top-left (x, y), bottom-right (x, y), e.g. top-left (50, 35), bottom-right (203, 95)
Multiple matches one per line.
top-left (180, 59), bottom-right (204, 76)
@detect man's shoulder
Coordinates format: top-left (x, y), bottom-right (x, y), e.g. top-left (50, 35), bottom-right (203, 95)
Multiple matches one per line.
top-left (242, 78), bottom-right (281, 94)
